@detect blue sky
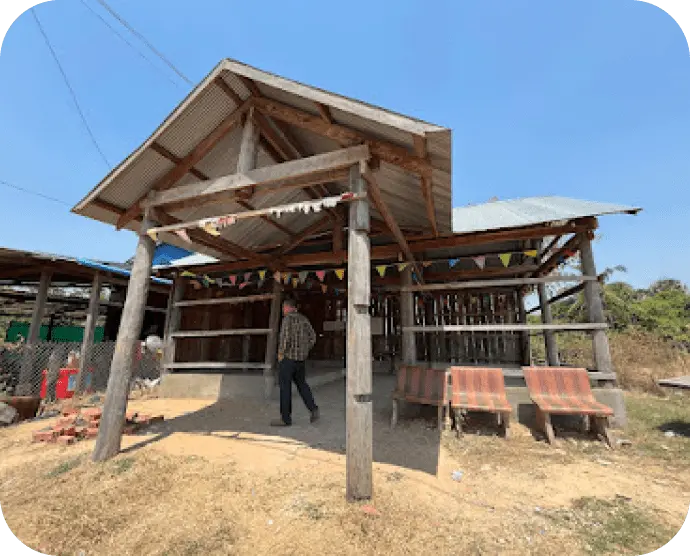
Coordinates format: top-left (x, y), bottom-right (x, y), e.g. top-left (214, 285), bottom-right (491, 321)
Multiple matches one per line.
top-left (0, 0), bottom-right (688, 288)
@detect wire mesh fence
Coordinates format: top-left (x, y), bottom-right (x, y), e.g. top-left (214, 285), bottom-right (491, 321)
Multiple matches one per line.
top-left (0, 341), bottom-right (161, 399)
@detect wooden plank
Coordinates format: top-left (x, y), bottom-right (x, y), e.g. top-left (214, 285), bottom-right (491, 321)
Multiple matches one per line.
top-left (264, 279), bottom-right (283, 397)
top-left (150, 142), bottom-right (209, 181)
top-left (400, 267), bottom-right (416, 364)
top-left (580, 232), bottom-right (614, 374)
top-left (404, 323), bottom-right (608, 332)
top-left (93, 214), bottom-right (156, 461)
top-left (166, 361), bottom-right (271, 370)
top-left (361, 161), bottom-right (421, 277)
top-left (148, 192), bottom-right (364, 236)
top-left (198, 289), bottom-right (214, 361)
top-left (412, 135), bottom-right (437, 237)
top-left (253, 96), bottom-right (431, 175)
top-left (237, 107), bottom-right (260, 174)
top-left (274, 214), bottom-right (332, 256)
top-left (171, 328), bottom-right (272, 338)
top-left (346, 164), bottom-right (373, 501)
top-left (76, 272), bottom-right (102, 393)
top-left (117, 97), bottom-right (252, 229)
top-left (316, 102), bottom-right (333, 124)
top-left (214, 74), bottom-right (243, 106)
top-left (400, 275), bottom-right (598, 292)
top-left (538, 283), bottom-right (560, 365)
top-left (163, 277), bottom-right (185, 370)
top-left (535, 234), bottom-right (581, 276)
top-left (175, 293), bottom-right (275, 308)
top-left (145, 145), bottom-right (369, 209)
top-left (657, 376), bottom-right (690, 390)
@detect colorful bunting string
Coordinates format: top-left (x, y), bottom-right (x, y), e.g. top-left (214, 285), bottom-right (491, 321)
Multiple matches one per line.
top-left (316, 270), bottom-right (326, 282)
top-left (472, 256), bottom-right (486, 270)
top-left (499, 253), bottom-right (512, 267)
top-left (299, 271), bottom-right (309, 283)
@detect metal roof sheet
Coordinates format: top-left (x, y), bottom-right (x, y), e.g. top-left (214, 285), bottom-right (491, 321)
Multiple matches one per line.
top-left (452, 196), bottom-right (641, 235)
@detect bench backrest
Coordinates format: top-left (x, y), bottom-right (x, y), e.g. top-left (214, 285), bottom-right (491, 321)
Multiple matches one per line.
top-left (449, 366), bottom-right (510, 410)
top-left (395, 365), bottom-right (448, 405)
top-left (522, 366), bottom-right (596, 402)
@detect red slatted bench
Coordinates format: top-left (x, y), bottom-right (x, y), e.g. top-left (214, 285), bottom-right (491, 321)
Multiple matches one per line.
top-left (391, 365), bottom-right (449, 430)
top-left (522, 366), bottom-right (614, 447)
top-left (449, 366), bottom-right (512, 438)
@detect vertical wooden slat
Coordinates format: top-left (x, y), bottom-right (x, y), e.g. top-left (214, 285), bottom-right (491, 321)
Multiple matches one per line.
top-left (400, 267), bottom-right (416, 364)
top-left (163, 277), bottom-right (185, 371)
top-left (264, 279), bottom-right (283, 398)
top-left (76, 272), bottom-right (102, 393)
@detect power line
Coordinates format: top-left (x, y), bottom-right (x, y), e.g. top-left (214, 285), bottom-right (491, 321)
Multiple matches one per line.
top-left (79, 0), bottom-right (183, 89)
top-left (0, 179), bottom-right (72, 207)
top-left (31, 9), bottom-right (111, 169)
top-left (94, 0), bottom-right (193, 86)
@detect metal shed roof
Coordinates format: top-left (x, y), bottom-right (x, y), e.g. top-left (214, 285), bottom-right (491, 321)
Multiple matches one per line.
top-left (73, 59), bottom-right (452, 260)
top-left (452, 196), bottom-right (641, 235)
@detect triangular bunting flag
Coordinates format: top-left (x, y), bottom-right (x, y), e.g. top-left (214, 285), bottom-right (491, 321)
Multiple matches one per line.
top-left (229, 275), bottom-right (237, 286)
top-left (376, 265), bottom-right (387, 277)
top-left (292, 277), bottom-right (298, 288)
top-left (499, 253), bottom-right (512, 267)
top-left (244, 272), bottom-right (252, 283)
top-left (146, 230), bottom-right (158, 241)
top-left (239, 282), bottom-right (248, 290)
top-left (204, 275), bottom-right (215, 285)
top-left (472, 256), bottom-right (486, 270)
top-left (449, 258), bottom-right (459, 268)
top-left (316, 270), bottom-right (326, 282)
top-left (174, 229), bottom-right (192, 243)
top-left (397, 263), bottom-right (408, 272)
top-left (202, 222), bottom-right (220, 237)
top-left (422, 261), bottom-right (432, 268)
top-left (335, 269), bottom-right (345, 280)
top-left (259, 270), bottom-right (267, 281)
top-left (523, 249), bottom-right (538, 258)
top-left (299, 271), bottom-right (308, 283)
top-left (321, 284), bottom-right (328, 294)
top-left (180, 271), bottom-right (195, 278)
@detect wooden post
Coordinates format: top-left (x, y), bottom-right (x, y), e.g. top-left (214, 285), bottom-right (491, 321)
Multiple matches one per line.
top-left (537, 283), bottom-right (559, 366)
top-left (264, 279), bottom-right (283, 398)
top-left (346, 163), bottom-right (372, 501)
top-left (579, 232), bottom-right (614, 373)
top-left (92, 214), bottom-right (155, 462)
top-left (400, 267), bottom-right (416, 364)
top-left (17, 270), bottom-right (52, 395)
top-left (237, 107), bottom-right (260, 174)
top-left (242, 305), bottom-right (252, 372)
top-left (198, 288), bottom-right (213, 361)
top-left (76, 273), bottom-right (102, 394)
top-left (517, 289), bottom-right (531, 365)
top-left (46, 344), bottom-right (66, 402)
top-left (163, 277), bottom-right (185, 373)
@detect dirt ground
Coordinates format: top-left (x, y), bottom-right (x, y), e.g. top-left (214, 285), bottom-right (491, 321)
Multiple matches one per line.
top-left (0, 376), bottom-right (688, 556)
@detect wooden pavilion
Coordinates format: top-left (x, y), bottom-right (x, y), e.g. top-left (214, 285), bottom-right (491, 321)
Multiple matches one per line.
top-left (72, 59), bottom-right (640, 499)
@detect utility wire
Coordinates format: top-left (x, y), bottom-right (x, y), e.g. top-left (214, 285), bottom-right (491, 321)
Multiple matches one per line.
top-left (94, 0), bottom-right (193, 86)
top-left (31, 9), bottom-right (111, 168)
top-left (0, 179), bottom-right (72, 207)
top-left (79, 0), bottom-right (183, 89)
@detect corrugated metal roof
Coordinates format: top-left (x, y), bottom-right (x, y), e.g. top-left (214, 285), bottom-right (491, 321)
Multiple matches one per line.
top-left (73, 58), bottom-right (452, 260)
top-left (452, 196), bottom-right (641, 235)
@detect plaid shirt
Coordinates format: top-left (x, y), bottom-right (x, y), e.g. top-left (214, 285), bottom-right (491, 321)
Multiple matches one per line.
top-left (278, 312), bottom-right (316, 361)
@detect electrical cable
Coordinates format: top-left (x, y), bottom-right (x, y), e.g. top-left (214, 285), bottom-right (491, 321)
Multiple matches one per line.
top-left (0, 179), bottom-right (72, 207)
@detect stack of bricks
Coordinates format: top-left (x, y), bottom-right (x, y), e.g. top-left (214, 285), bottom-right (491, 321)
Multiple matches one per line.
top-left (32, 406), bottom-right (164, 445)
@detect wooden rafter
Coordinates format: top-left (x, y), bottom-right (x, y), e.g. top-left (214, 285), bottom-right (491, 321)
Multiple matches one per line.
top-left (413, 135), bottom-right (438, 237)
top-left (252, 96), bottom-right (431, 175)
top-left (150, 139), bottom-right (293, 237)
top-left (534, 234), bottom-right (582, 277)
top-left (316, 102), bottom-right (333, 124)
top-left (274, 214), bottom-right (333, 257)
top-left (117, 97), bottom-right (252, 229)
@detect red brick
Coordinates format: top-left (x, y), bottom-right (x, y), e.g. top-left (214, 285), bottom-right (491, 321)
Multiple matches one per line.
top-left (81, 408), bottom-right (102, 420)
top-left (57, 435), bottom-right (75, 446)
top-left (75, 426), bottom-right (88, 438)
top-left (86, 419), bottom-right (100, 428)
top-left (62, 426), bottom-right (77, 437)
top-left (33, 431), bottom-right (58, 443)
top-left (52, 427), bottom-right (65, 435)
top-left (134, 414), bottom-right (151, 425)
top-left (61, 407), bottom-right (79, 417)
top-left (57, 416), bottom-right (77, 427)
top-left (85, 428), bottom-right (99, 439)
top-left (126, 412), bottom-right (137, 421)
top-left (123, 424), bottom-right (139, 435)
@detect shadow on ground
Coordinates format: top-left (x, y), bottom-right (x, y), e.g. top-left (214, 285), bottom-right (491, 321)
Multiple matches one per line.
top-left (122, 374), bottom-right (444, 476)
top-left (657, 420), bottom-right (690, 438)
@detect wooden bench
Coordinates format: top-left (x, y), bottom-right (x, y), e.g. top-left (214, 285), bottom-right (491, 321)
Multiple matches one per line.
top-left (391, 365), bottom-right (449, 430)
top-left (522, 366), bottom-right (615, 447)
top-left (449, 366), bottom-right (512, 438)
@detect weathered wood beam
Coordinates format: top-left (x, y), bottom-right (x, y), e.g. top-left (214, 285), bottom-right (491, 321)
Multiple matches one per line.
top-left (400, 266), bottom-right (416, 364)
top-left (150, 142), bottom-right (208, 181)
top-left (76, 272), bottom-right (102, 393)
top-left (214, 74), bottom-right (244, 105)
top-left (252, 96), bottom-right (431, 175)
top-left (171, 328), bottom-right (271, 338)
top-left (145, 145), bottom-right (369, 210)
top-left (163, 277), bottom-right (185, 371)
top-left (116, 97), bottom-right (252, 229)
top-left (176, 293), bottom-right (275, 308)
top-left (413, 135), bottom-right (438, 237)
top-left (316, 102), bottom-right (333, 124)
top-left (404, 323), bottom-right (607, 333)
top-left (264, 279), bottom-right (282, 397)
top-left (237, 106), bottom-right (260, 175)
top-left (399, 275), bottom-right (597, 293)
top-left (274, 214), bottom-right (333, 256)
top-left (534, 234), bottom-right (581, 277)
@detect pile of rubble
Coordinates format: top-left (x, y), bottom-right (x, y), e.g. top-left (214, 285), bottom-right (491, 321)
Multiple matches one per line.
top-left (32, 406), bottom-right (164, 446)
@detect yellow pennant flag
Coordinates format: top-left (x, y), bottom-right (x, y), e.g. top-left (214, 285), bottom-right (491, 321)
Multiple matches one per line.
top-left (524, 249), bottom-right (538, 258)
top-left (146, 229), bottom-right (158, 241)
top-left (499, 253), bottom-right (512, 267)
top-left (292, 277), bottom-right (299, 288)
top-left (202, 222), bottom-right (220, 237)
top-left (376, 265), bottom-right (387, 277)
top-left (335, 268), bottom-right (345, 280)
top-left (180, 271), bottom-right (195, 278)
top-left (397, 263), bottom-right (408, 272)
top-left (259, 270), bottom-right (267, 281)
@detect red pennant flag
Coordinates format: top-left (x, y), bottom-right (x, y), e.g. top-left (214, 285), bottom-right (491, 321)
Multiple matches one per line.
top-left (316, 270), bottom-right (326, 282)
top-left (229, 275), bottom-right (237, 286)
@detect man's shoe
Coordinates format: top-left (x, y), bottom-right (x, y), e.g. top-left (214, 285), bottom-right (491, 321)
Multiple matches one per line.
top-left (310, 408), bottom-right (320, 423)
top-left (270, 419), bottom-right (291, 427)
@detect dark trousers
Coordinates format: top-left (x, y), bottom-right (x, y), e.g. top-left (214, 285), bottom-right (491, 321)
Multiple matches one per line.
top-left (279, 358), bottom-right (317, 425)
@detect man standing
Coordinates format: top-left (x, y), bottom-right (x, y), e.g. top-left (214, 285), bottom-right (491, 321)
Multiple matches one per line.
top-left (271, 298), bottom-right (319, 426)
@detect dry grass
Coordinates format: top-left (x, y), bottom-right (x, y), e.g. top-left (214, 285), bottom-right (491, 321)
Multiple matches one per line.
top-left (1, 391), bottom-right (688, 556)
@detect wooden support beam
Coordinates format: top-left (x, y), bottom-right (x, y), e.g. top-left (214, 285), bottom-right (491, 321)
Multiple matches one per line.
top-left (198, 289), bottom-right (214, 361)
top-left (237, 107), bottom-right (260, 175)
top-left (316, 102), bottom-right (333, 124)
top-left (214, 74), bottom-right (244, 105)
top-left (346, 164), bottom-right (373, 501)
top-left (404, 323), bottom-right (608, 333)
top-left (360, 161), bottom-right (421, 278)
top-left (274, 214), bottom-right (332, 256)
top-left (580, 232), bottom-right (614, 375)
top-left (253, 96), bottom-right (432, 175)
top-left (163, 277), bottom-right (185, 371)
top-left (93, 214), bottom-right (156, 462)
top-left (412, 135), bottom-right (438, 237)
top-left (538, 283), bottom-right (560, 365)
top-left (171, 328), bottom-right (272, 338)
top-left (145, 145), bottom-right (369, 210)
top-left (264, 279), bottom-right (283, 397)
top-left (517, 291), bottom-right (531, 365)
top-left (76, 273), bottom-right (102, 393)
top-left (535, 234), bottom-right (581, 276)
top-left (399, 275), bottom-right (597, 293)
top-left (117, 97), bottom-right (252, 229)
top-left (400, 266), bottom-right (416, 364)
top-left (175, 293), bottom-right (275, 308)
top-left (150, 142), bottom-right (208, 181)
top-left (16, 269), bottom-right (52, 395)
top-left (166, 361), bottom-right (271, 370)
